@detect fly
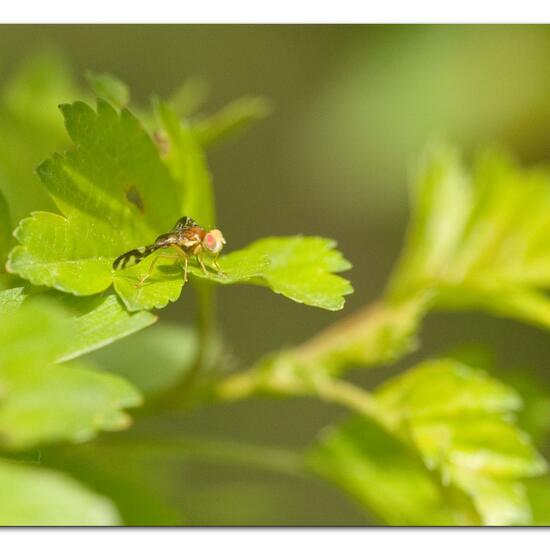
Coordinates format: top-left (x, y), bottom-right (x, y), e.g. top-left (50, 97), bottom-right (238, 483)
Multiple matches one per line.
top-left (113, 216), bottom-right (226, 287)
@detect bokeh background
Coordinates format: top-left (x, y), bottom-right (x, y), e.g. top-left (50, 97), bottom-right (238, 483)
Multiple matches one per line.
top-left (1, 25), bottom-right (549, 525)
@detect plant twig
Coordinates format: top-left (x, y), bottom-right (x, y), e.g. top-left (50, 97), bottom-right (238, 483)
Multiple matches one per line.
top-left (99, 435), bottom-right (306, 478)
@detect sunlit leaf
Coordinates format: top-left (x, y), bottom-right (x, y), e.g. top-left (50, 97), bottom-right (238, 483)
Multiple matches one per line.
top-left (205, 236), bottom-right (353, 311)
top-left (7, 96), bottom-right (351, 313)
top-left (0, 300), bottom-right (141, 450)
top-left (389, 146), bottom-right (550, 331)
top-left (310, 359), bottom-right (546, 526)
top-left (375, 359), bottom-right (547, 525)
top-left (308, 416), bottom-right (462, 526)
top-left (6, 99), bottom-right (183, 308)
top-left (0, 459), bottom-right (120, 526)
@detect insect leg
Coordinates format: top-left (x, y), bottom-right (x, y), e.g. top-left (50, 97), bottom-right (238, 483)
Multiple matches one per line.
top-left (213, 257), bottom-right (226, 277)
top-left (197, 253), bottom-right (209, 276)
top-left (169, 244), bottom-right (190, 283)
top-left (135, 253), bottom-right (175, 288)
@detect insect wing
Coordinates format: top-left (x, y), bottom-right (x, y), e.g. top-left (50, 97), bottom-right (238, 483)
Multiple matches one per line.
top-left (173, 216), bottom-right (199, 232)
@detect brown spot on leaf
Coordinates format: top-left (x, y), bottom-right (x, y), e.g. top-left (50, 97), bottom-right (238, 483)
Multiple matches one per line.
top-left (125, 186), bottom-right (145, 213)
top-left (153, 130), bottom-right (170, 157)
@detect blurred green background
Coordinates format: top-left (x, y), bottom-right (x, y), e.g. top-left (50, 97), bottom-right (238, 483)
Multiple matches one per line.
top-left (1, 25), bottom-right (549, 525)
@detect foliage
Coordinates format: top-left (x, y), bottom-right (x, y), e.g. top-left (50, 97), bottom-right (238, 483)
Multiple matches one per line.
top-left (0, 459), bottom-right (120, 526)
top-left (389, 146), bottom-right (550, 330)
top-left (310, 360), bottom-right (546, 525)
top-left (0, 299), bottom-right (141, 450)
top-left (7, 95), bottom-right (352, 312)
top-left (0, 53), bottom-right (549, 527)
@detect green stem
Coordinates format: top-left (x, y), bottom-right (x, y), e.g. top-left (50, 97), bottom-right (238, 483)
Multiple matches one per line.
top-left (159, 279), bottom-right (215, 407)
top-left (191, 278), bottom-right (215, 380)
top-left (100, 435), bottom-right (305, 478)
top-left (217, 370), bottom-right (396, 433)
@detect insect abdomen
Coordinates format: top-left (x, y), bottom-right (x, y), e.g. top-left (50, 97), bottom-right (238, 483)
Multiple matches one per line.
top-left (112, 244), bottom-right (157, 270)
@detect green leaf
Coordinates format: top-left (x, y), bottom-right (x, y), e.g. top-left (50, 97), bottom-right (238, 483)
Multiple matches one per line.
top-left (308, 416), bottom-right (462, 525)
top-left (0, 300), bottom-right (141, 450)
top-left (309, 360), bottom-right (546, 526)
top-left (169, 77), bottom-right (209, 118)
top-left (7, 95), bottom-right (351, 313)
top-left (89, 322), bottom-right (198, 396)
top-left (389, 146), bottom-right (550, 331)
top-left (0, 360), bottom-right (141, 450)
top-left (389, 145), bottom-right (471, 298)
top-left (7, 100), bottom-right (183, 303)
top-left (0, 189), bottom-right (11, 264)
top-left (194, 96), bottom-right (271, 147)
top-left (206, 236), bottom-right (353, 311)
top-left (85, 71), bottom-right (129, 109)
top-left (54, 292), bottom-right (157, 362)
top-left (376, 358), bottom-right (522, 420)
top-left (0, 51), bottom-right (78, 224)
top-left (0, 287), bottom-right (157, 362)
top-left (375, 359), bottom-right (547, 525)
top-left (0, 459), bottom-right (120, 526)
top-left (155, 99), bottom-right (215, 226)
top-left (0, 286), bottom-right (27, 313)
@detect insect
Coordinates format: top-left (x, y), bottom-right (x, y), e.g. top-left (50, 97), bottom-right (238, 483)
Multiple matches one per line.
top-left (113, 216), bottom-right (226, 287)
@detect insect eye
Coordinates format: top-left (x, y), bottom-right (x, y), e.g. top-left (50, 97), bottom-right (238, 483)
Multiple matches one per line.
top-left (203, 230), bottom-right (225, 254)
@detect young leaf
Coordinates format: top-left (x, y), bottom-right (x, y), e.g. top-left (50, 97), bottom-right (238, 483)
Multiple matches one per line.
top-left (85, 71), bottom-right (130, 109)
top-left (193, 96), bottom-right (271, 148)
top-left (0, 300), bottom-right (141, 450)
top-left (389, 146), bottom-right (550, 331)
top-left (7, 96), bottom-right (352, 312)
top-left (169, 77), bottom-right (209, 118)
top-left (375, 359), bottom-right (547, 525)
top-left (7, 99), bottom-right (183, 302)
top-left (0, 459), bottom-right (120, 526)
top-left (309, 359), bottom-right (545, 526)
top-left (155, 99), bottom-right (215, 226)
top-left (308, 416), bottom-right (462, 525)
top-left (219, 236), bottom-right (352, 311)
top-left (115, 235), bottom-right (353, 312)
